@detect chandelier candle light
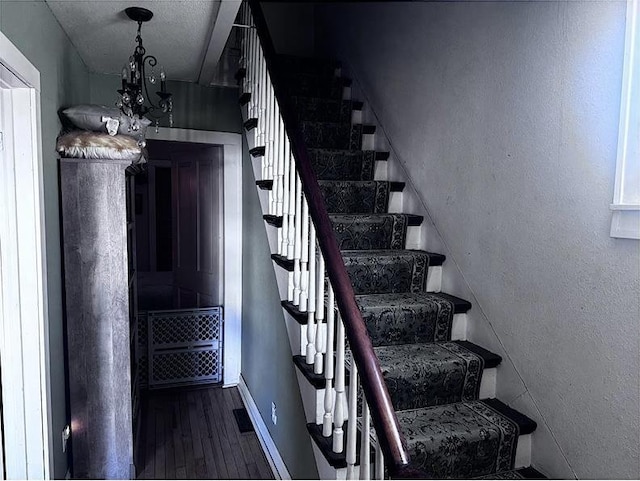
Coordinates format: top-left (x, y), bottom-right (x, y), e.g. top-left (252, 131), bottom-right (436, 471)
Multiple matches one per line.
top-left (117, 7), bottom-right (173, 132)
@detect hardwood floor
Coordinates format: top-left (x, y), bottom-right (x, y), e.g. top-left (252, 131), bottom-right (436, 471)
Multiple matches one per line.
top-left (137, 386), bottom-right (275, 480)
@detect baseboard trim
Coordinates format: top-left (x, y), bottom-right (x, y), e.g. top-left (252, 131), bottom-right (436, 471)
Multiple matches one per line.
top-left (237, 376), bottom-right (291, 480)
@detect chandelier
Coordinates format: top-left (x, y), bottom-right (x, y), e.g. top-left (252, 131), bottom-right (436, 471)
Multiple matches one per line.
top-left (117, 7), bottom-right (173, 131)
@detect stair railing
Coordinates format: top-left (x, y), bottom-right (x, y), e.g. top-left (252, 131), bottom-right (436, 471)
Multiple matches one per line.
top-left (238, 2), bottom-right (412, 478)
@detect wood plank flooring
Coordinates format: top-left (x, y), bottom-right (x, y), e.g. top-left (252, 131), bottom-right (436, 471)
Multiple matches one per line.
top-left (137, 386), bottom-right (274, 480)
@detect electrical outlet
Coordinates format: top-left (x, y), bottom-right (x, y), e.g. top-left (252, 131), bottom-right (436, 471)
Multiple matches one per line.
top-left (62, 424), bottom-right (71, 453)
top-left (271, 402), bottom-right (277, 425)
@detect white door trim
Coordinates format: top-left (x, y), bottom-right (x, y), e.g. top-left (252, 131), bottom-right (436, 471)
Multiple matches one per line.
top-left (0, 30), bottom-right (51, 479)
top-left (146, 128), bottom-right (243, 387)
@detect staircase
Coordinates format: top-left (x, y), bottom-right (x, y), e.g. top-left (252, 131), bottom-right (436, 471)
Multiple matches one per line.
top-left (238, 3), bottom-right (546, 478)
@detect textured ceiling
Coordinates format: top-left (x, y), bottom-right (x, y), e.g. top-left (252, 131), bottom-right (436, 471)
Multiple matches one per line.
top-left (46, 0), bottom-right (224, 83)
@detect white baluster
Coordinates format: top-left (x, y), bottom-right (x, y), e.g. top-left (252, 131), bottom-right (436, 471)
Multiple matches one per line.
top-left (299, 199), bottom-right (309, 312)
top-left (286, 150), bottom-right (296, 302)
top-left (258, 54), bottom-right (266, 179)
top-left (306, 223), bottom-right (317, 364)
top-left (360, 402), bottom-right (371, 480)
top-left (250, 30), bottom-right (258, 119)
top-left (259, 51), bottom-right (267, 150)
top-left (275, 110), bottom-right (285, 218)
top-left (323, 285), bottom-right (335, 437)
top-left (314, 252), bottom-right (325, 374)
top-left (346, 361), bottom-right (359, 480)
top-left (287, 149), bottom-right (296, 259)
top-left (375, 436), bottom-right (384, 480)
top-left (269, 79), bottom-right (277, 215)
top-left (333, 313), bottom-right (346, 453)
top-left (293, 174), bottom-right (302, 305)
top-left (280, 137), bottom-right (290, 256)
top-left (266, 77), bottom-right (275, 214)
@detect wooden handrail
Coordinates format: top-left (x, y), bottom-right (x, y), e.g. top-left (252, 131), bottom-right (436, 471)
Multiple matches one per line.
top-left (247, 1), bottom-right (411, 475)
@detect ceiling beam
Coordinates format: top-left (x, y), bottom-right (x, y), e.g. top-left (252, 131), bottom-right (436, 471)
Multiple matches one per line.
top-left (197, 0), bottom-right (242, 86)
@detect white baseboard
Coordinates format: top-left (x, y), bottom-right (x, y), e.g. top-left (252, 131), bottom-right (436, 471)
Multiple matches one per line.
top-left (238, 376), bottom-right (292, 480)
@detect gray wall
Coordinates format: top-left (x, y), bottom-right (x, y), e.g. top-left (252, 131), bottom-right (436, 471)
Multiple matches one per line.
top-left (0, 1), bottom-right (91, 478)
top-left (89, 73), bottom-right (242, 133)
top-left (241, 138), bottom-right (318, 479)
top-left (315, 2), bottom-right (640, 478)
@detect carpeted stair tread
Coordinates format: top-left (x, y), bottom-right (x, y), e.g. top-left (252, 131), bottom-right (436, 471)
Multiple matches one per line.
top-left (308, 149), bottom-right (380, 181)
top-left (282, 292), bottom-right (469, 329)
top-left (319, 180), bottom-right (399, 214)
top-left (476, 467), bottom-right (547, 479)
top-left (291, 96), bottom-right (361, 123)
top-left (373, 341), bottom-right (490, 410)
top-left (342, 249), bottom-right (443, 295)
top-left (515, 467), bottom-right (547, 479)
top-left (481, 398), bottom-right (537, 435)
top-left (301, 121), bottom-right (364, 150)
top-left (454, 340), bottom-right (502, 368)
top-left (356, 292), bottom-right (456, 345)
top-left (330, 213), bottom-right (422, 250)
top-left (256, 180), bottom-right (272, 190)
top-left (396, 400), bottom-right (524, 478)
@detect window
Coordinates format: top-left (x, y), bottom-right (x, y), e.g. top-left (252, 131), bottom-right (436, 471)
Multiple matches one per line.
top-left (611, 0), bottom-right (640, 239)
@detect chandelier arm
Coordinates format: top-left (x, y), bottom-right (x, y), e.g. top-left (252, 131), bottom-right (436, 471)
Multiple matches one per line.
top-left (141, 55), bottom-right (161, 110)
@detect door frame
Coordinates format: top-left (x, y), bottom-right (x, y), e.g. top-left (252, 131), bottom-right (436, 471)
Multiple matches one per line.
top-left (0, 30), bottom-right (51, 479)
top-left (146, 128), bottom-right (243, 387)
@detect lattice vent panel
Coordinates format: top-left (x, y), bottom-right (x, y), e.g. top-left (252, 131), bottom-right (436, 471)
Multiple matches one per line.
top-left (148, 307), bottom-right (223, 388)
top-left (137, 312), bottom-right (148, 389)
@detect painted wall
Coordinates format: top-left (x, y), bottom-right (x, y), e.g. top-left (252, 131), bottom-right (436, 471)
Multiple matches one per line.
top-left (0, 1), bottom-right (91, 478)
top-left (89, 73), bottom-right (242, 133)
top-left (241, 137), bottom-right (319, 479)
top-left (315, 1), bottom-right (640, 478)
top-left (262, 2), bottom-right (315, 56)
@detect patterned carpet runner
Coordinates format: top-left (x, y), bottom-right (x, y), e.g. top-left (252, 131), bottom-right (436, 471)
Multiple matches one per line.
top-left (374, 342), bottom-right (484, 410)
top-left (308, 148), bottom-right (376, 181)
top-left (397, 401), bottom-right (519, 478)
top-left (330, 214), bottom-right (408, 250)
top-left (278, 56), bottom-right (540, 479)
top-left (356, 292), bottom-right (454, 345)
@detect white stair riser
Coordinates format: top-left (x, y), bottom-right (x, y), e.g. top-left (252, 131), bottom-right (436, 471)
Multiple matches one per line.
top-left (311, 443), bottom-right (348, 480)
top-left (515, 434), bottom-right (532, 469)
top-left (426, 266), bottom-right (442, 293)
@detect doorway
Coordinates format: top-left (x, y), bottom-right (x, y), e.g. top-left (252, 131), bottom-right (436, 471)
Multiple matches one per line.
top-left (136, 140), bottom-right (224, 311)
top-left (144, 129), bottom-right (243, 388)
top-left (0, 32), bottom-right (50, 479)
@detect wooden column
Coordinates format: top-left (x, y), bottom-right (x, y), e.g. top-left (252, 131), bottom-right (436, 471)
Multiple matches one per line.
top-left (60, 157), bottom-right (133, 479)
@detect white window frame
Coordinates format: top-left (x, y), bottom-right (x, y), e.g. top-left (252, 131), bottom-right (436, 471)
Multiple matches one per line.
top-left (0, 30), bottom-right (51, 479)
top-left (611, 0), bottom-right (640, 239)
